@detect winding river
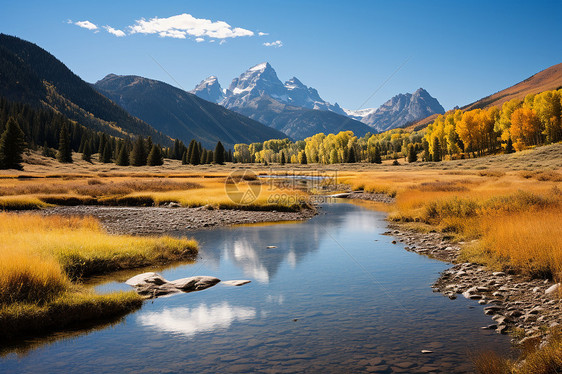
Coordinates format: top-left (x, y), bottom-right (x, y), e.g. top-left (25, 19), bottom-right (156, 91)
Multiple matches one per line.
top-left (1, 203), bottom-right (512, 373)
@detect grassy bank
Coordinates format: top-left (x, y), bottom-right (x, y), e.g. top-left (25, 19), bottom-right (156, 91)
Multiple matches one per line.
top-left (0, 213), bottom-right (198, 340)
top-left (341, 168), bottom-right (562, 281)
top-left (0, 174), bottom-right (310, 211)
top-left (475, 328), bottom-right (562, 374)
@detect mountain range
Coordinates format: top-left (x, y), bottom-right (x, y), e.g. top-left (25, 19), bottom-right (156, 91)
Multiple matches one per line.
top-left (191, 62), bottom-right (444, 137)
top-left (93, 74), bottom-right (286, 149)
top-left (191, 62), bottom-right (372, 139)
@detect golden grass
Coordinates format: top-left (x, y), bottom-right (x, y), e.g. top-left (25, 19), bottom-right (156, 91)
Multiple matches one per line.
top-left (338, 163), bottom-right (562, 282)
top-left (135, 180), bottom-right (309, 211)
top-left (0, 174), bottom-right (309, 211)
top-left (475, 329), bottom-right (562, 374)
top-left (0, 290), bottom-right (142, 341)
top-left (463, 209), bottom-right (562, 279)
top-left (0, 213), bottom-right (198, 339)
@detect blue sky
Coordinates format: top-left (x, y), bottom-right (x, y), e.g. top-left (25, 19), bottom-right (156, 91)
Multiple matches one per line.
top-left (1, 0), bottom-right (561, 111)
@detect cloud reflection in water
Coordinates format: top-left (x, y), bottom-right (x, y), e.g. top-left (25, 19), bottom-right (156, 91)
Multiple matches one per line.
top-left (137, 302), bottom-right (256, 337)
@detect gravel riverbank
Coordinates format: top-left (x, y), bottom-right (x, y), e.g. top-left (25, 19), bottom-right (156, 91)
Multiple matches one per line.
top-left (384, 224), bottom-right (561, 346)
top-left (39, 205), bottom-right (317, 235)
top-left (346, 191), bottom-right (561, 345)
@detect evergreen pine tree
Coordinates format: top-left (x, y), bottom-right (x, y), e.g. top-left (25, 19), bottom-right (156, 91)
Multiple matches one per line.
top-left (42, 141), bottom-right (55, 158)
top-left (422, 139), bottom-right (430, 162)
top-left (201, 150), bottom-right (208, 164)
top-left (146, 137), bottom-right (153, 158)
top-left (280, 152), bottom-right (286, 165)
top-left (130, 136), bottom-right (147, 166)
top-left (0, 117), bottom-right (26, 170)
top-left (172, 139), bottom-right (182, 160)
top-left (227, 149), bottom-right (233, 163)
top-left (299, 150), bottom-right (307, 165)
top-left (82, 142), bottom-right (92, 162)
top-left (98, 134), bottom-right (106, 157)
top-left (407, 144), bottom-right (418, 163)
top-left (147, 144), bottom-right (164, 166)
top-left (181, 150), bottom-right (188, 165)
top-left (373, 145), bottom-right (382, 164)
top-left (505, 137), bottom-right (515, 154)
top-left (78, 135), bottom-right (86, 153)
top-left (346, 147), bottom-right (356, 163)
top-left (101, 143), bottom-right (112, 163)
top-left (186, 140), bottom-right (195, 162)
top-left (431, 138), bottom-right (441, 162)
top-left (57, 122), bottom-right (73, 163)
top-left (197, 142), bottom-right (203, 160)
top-left (214, 141), bottom-right (225, 164)
top-left (116, 144), bottom-right (129, 166)
top-left (189, 143), bottom-right (200, 165)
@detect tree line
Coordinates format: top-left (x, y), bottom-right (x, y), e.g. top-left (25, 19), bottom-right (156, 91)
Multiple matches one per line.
top-left (423, 89), bottom-right (562, 160)
top-left (0, 96), bottom-right (232, 170)
top-left (233, 129), bottom-right (423, 165)
top-left (233, 88), bottom-right (562, 164)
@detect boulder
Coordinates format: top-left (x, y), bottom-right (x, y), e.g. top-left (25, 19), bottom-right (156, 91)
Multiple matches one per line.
top-left (125, 272), bottom-right (168, 287)
top-left (169, 276), bottom-right (221, 291)
top-left (125, 272), bottom-right (221, 298)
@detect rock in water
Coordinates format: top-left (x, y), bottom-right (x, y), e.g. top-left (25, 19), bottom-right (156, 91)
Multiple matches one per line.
top-left (125, 272), bottom-right (168, 287)
top-left (223, 280), bottom-right (252, 286)
top-left (125, 272), bottom-right (220, 298)
top-left (169, 276), bottom-right (221, 291)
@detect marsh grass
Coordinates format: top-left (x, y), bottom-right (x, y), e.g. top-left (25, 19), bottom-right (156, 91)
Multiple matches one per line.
top-left (0, 290), bottom-right (142, 341)
top-left (0, 213), bottom-right (198, 338)
top-left (0, 195), bottom-right (50, 210)
top-left (0, 176), bottom-right (309, 211)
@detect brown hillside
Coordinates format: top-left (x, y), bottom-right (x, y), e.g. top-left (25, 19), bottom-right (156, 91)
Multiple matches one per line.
top-left (405, 62), bottom-right (562, 132)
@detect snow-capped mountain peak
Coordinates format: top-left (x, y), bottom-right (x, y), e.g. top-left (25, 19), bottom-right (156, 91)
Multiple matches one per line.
top-left (190, 75), bottom-right (224, 103)
top-left (343, 107), bottom-right (378, 121)
top-left (284, 77), bottom-right (306, 90)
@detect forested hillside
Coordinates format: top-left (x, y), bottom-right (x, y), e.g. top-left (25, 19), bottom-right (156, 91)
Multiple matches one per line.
top-left (0, 34), bottom-right (170, 145)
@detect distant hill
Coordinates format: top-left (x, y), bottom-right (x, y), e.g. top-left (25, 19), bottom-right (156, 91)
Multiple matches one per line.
top-left (462, 62), bottom-right (562, 111)
top-left (94, 74), bottom-right (288, 149)
top-left (191, 62), bottom-right (373, 140)
top-left (407, 63), bottom-right (562, 132)
top-left (0, 34), bottom-right (170, 145)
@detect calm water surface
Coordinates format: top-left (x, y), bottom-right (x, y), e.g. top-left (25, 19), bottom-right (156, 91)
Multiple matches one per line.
top-left (1, 203), bottom-right (512, 373)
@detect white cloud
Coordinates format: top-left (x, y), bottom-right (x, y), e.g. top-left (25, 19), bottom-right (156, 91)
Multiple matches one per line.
top-left (74, 20), bottom-right (98, 30)
top-left (258, 32), bottom-right (268, 36)
top-left (129, 13), bottom-right (254, 40)
top-left (263, 40), bottom-right (283, 48)
top-left (104, 26), bottom-right (126, 37)
top-left (158, 29), bottom-right (186, 39)
top-left (195, 37), bottom-right (205, 43)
